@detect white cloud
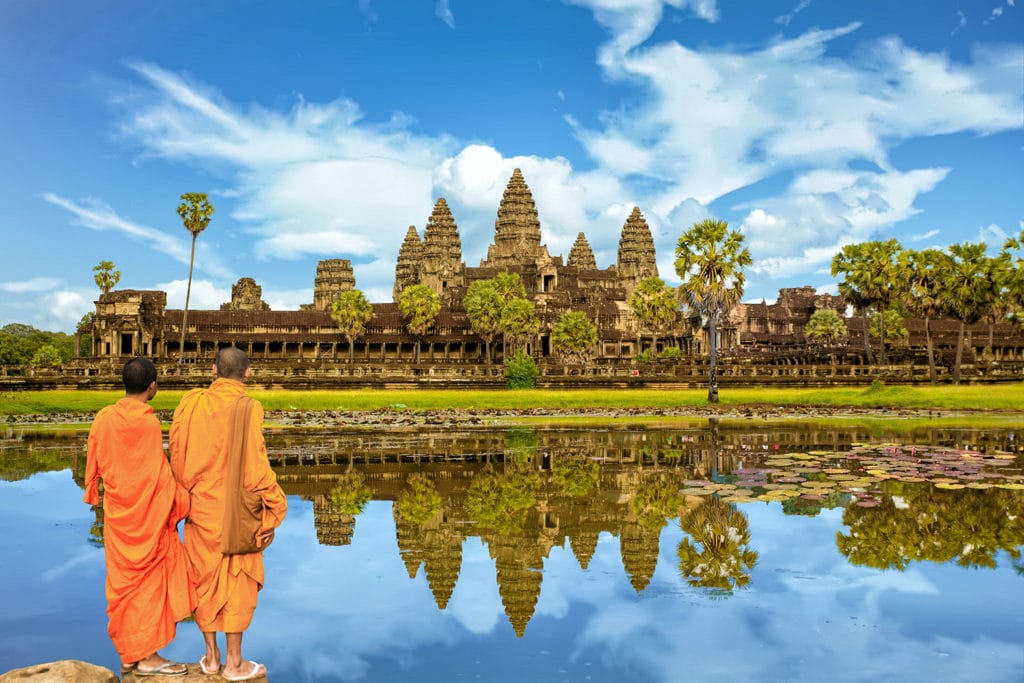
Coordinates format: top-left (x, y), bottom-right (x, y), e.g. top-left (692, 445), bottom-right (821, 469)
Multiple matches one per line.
top-left (40, 192), bottom-right (232, 280)
top-left (909, 228), bottom-right (940, 242)
top-left (0, 277), bottom-right (62, 293)
top-left (156, 278), bottom-right (229, 310)
top-left (978, 222), bottom-right (1009, 246)
top-left (740, 167), bottom-right (950, 278)
top-left (775, 0), bottom-right (811, 27)
top-left (87, 12), bottom-right (1021, 311)
top-left (435, 0), bottom-right (455, 29)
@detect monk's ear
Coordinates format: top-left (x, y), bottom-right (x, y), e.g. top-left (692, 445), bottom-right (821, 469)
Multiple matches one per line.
top-left (212, 363), bottom-right (219, 377)
top-left (244, 367), bottom-right (252, 379)
top-left (147, 381), bottom-right (158, 400)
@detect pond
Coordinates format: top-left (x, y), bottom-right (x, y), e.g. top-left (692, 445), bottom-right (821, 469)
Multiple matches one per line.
top-left (1, 421), bottom-right (1023, 682)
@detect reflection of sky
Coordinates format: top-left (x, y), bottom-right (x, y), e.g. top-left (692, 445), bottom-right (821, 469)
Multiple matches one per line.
top-left (1, 474), bottom-right (1022, 682)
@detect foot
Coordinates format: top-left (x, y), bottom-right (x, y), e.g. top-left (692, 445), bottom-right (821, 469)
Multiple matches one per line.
top-left (221, 660), bottom-right (266, 681)
top-left (135, 655), bottom-right (187, 677)
top-left (200, 654), bottom-right (221, 675)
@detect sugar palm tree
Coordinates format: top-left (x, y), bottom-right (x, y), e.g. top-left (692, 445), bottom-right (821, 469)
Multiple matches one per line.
top-left (398, 284), bottom-right (441, 363)
top-left (675, 219), bottom-right (751, 403)
top-left (900, 248), bottom-right (947, 383)
top-left (176, 193), bottom-right (214, 363)
top-left (629, 276), bottom-right (679, 354)
top-left (330, 289), bottom-right (373, 361)
top-left (941, 242), bottom-right (995, 384)
top-left (832, 239), bottom-right (902, 364)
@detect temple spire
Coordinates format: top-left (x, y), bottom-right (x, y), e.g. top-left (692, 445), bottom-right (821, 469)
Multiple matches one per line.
top-left (616, 206), bottom-right (658, 288)
top-left (482, 168), bottom-right (550, 268)
top-left (567, 232), bottom-right (597, 270)
top-left (393, 226), bottom-right (423, 302)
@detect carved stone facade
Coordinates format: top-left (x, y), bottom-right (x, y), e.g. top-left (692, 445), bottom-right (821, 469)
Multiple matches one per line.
top-left (82, 168), bottom-right (1024, 369)
top-left (221, 277), bottom-right (270, 312)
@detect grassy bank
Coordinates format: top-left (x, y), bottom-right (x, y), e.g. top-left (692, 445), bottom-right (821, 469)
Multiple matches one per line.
top-left (2, 383), bottom-right (1023, 415)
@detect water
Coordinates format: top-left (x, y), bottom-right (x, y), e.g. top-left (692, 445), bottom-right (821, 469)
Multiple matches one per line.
top-left (1, 423), bottom-right (1022, 682)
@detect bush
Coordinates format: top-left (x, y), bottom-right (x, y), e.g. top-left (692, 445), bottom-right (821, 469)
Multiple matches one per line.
top-left (504, 350), bottom-right (538, 389)
top-left (658, 346), bottom-right (682, 360)
top-left (30, 344), bottom-right (63, 369)
top-left (635, 349), bottom-right (653, 364)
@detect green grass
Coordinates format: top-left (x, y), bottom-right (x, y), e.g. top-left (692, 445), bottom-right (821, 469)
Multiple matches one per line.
top-left (2, 383), bottom-right (1023, 416)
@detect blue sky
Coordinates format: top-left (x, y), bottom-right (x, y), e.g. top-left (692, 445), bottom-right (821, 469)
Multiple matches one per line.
top-left (2, 0), bottom-right (1021, 332)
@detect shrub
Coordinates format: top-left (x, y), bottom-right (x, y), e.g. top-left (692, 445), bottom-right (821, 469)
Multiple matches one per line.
top-left (504, 350), bottom-right (538, 389)
top-left (635, 349), bottom-right (653, 364)
top-left (658, 346), bottom-right (682, 360)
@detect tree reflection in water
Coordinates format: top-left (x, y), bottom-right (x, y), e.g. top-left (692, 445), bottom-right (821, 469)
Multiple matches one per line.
top-left (4, 423), bottom-right (1023, 639)
top-left (837, 485), bottom-right (1024, 570)
top-left (677, 496), bottom-right (758, 592)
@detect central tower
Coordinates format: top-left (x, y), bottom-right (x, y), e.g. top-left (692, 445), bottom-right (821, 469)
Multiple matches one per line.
top-left (481, 168), bottom-right (552, 268)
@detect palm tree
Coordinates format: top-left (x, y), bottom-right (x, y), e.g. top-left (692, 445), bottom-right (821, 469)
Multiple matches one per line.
top-left (941, 242), bottom-right (995, 384)
top-left (463, 279), bottom-right (503, 362)
top-left (674, 219), bottom-right (751, 403)
top-left (397, 284), bottom-right (441, 362)
top-left (900, 248), bottom-right (947, 383)
top-left (176, 193), bottom-right (214, 363)
top-left (804, 308), bottom-right (847, 348)
top-left (330, 290), bottom-right (373, 361)
top-left (678, 496), bottom-right (758, 591)
top-left (92, 260), bottom-right (121, 295)
top-left (1001, 228), bottom-right (1024, 325)
top-left (832, 239), bottom-right (902, 364)
top-left (550, 310), bottom-right (598, 366)
top-left (628, 276), bottom-right (679, 354)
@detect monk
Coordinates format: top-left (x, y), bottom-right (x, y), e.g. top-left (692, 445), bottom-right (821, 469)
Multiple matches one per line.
top-left (169, 347), bottom-right (287, 681)
top-left (83, 357), bottom-right (195, 676)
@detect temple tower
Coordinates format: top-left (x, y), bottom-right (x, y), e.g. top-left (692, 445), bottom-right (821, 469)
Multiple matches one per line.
top-left (567, 232), bottom-right (597, 270)
top-left (482, 168), bottom-right (552, 269)
top-left (419, 198), bottom-right (465, 301)
top-left (393, 225), bottom-right (423, 302)
top-left (220, 277), bottom-right (270, 311)
top-left (616, 206), bottom-right (658, 292)
top-left (310, 259), bottom-right (356, 311)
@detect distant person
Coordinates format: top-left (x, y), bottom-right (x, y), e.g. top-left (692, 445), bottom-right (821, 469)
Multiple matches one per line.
top-left (83, 357), bottom-right (195, 676)
top-left (169, 347), bottom-right (287, 681)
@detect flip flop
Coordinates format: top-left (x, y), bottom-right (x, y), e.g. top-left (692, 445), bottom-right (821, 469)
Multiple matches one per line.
top-left (200, 655), bottom-right (221, 675)
top-left (221, 660), bottom-right (266, 681)
top-left (135, 660), bottom-right (187, 677)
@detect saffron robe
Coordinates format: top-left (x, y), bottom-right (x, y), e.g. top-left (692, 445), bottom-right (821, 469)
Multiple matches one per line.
top-left (169, 378), bottom-right (288, 632)
top-left (83, 397), bottom-right (196, 663)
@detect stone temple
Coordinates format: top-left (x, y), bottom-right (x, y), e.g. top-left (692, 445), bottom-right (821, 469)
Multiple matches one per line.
top-left (83, 168), bottom-right (1024, 379)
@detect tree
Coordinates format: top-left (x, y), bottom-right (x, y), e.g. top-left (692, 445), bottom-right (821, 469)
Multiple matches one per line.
top-left (504, 349), bottom-right (538, 389)
top-left (674, 218), bottom-right (751, 403)
top-left (678, 496), bottom-right (758, 591)
top-left (0, 333), bottom-right (29, 365)
top-left (900, 248), bottom-right (947, 383)
top-left (628, 276), bottom-right (678, 353)
top-left (330, 290), bottom-right (373, 361)
top-left (29, 343), bottom-right (63, 369)
top-left (868, 309), bottom-right (908, 347)
top-left (176, 192), bottom-right (214, 363)
top-left (831, 239), bottom-right (902, 365)
top-left (550, 311), bottom-right (598, 366)
top-left (941, 242), bottom-right (996, 384)
top-left (804, 308), bottom-right (847, 347)
top-left (92, 261), bottom-right (120, 295)
top-left (397, 284), bottom-right (441, 362)
top-left (499, 297), bottom-right (539, 355)
top-left (463, 279), bottom-right (503, 362)
top-left (491, 271), bottom-right (527, 302)
top-left (1001, 227), bottom-right (1024, 325)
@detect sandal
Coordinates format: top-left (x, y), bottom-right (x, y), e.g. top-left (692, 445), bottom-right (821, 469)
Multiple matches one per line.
top-left (135, 660), bottom-right (187, 677)
top-left (221, 660), bottom-right (266, 681)
top-left (200, 655), bottom-right (221, 675)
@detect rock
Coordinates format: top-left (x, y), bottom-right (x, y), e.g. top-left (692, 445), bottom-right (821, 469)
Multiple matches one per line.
top-left (0, 661), bottom-right (246, 683)
top-left (0, 660), bottom-right (117, 683)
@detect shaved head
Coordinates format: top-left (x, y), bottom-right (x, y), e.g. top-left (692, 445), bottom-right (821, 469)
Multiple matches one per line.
top-left (122, 357), bottom-right (157, 395)
top-left (214, 346), bottom-right (249, 380)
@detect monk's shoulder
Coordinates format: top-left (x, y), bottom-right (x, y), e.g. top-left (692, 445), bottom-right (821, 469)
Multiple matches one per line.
top-left (173, 388), bottom-right (205, 416)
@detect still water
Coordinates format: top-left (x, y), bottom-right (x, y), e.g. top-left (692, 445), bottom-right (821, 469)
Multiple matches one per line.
top-left (1, 421), bottom-right (1022, 682)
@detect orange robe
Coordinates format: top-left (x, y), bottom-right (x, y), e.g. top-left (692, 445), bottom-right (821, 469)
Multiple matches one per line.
top-left (169, 378), bottom-right (288, 633)
top-left (83, 397), bottom-right (196, 663)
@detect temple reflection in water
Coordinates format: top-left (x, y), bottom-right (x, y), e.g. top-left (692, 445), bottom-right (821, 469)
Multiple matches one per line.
top-left (4, 422), bottom-right (1022, 638)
